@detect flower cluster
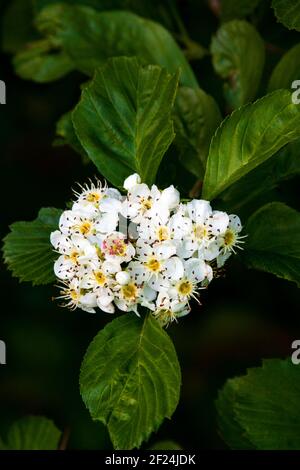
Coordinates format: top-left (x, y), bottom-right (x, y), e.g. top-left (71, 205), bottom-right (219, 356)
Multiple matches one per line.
top-left (51, 174), bottom-right (245, 326)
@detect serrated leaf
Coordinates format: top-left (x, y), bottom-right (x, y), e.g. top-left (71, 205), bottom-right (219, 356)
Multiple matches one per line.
top-left (243, 202), bottom-right (300, 286)
top-left (31, 4), bottom-right (197, 87)
top-left (174, 87), bottom-right (222, 179)
top-left (1, 416), bottom-right (61, 450)
top-left (221, 0), bottom-right (262, 22)
top-left (268, 44), bottom-right (300, 92)
top-left (73, 56), bottom-right (178, 187)
top-left (13, 38), bottom-right (74, 83)
top-left (210, 20), bottom-right (265, 109)
top-left (272, 0), bottom-right (300, 32)
top-left (216, 359), bottom-right (300, 449)
top-left (202, 90), bottom-right (300, 200)
top-left (219, 139), bottom-right (300, 215)
top-left (3, 207), bottom-right (62, 285)
top-left (80, 314), bottom-right (181, 450)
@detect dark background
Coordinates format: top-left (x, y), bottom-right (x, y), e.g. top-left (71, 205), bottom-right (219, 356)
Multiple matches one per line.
top-left (0, 0), bottom-right (299, 449)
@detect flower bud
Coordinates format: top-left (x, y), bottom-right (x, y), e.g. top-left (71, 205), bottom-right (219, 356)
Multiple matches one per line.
top-left (124, 173), bottom-right (141, 191)
top-left (116, 271), bottom-right (131, 285)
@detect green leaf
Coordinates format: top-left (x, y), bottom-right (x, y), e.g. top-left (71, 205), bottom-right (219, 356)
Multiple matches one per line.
top-left (268, 44), bottom-right (300, 92)
top-left (174, 87), bottom-right (222, 179)
top-left (1, 416), bottom-right (61, 450)
top-left (210, 20), bottom-right (265, 109)
top-left (3, 207), bottom-right (62, 285)
top-left (272, 0), bottom-right (300, 32)
top-left (149, 440), bottom-right (182, 450)
top-left (221, 0), bottom-right (262, 22)
top-left (202, 90), bottom-right (300, 200)
top-left (80, 313), bottom-right (181, 450)
top-left (13, 39), bottom-right (74, 83)
top-left (2, 0), bottom-right (37, 54)
top-left (32, 4), bottom-right (197, 87)
top-left (73, 56), bottom-right (178, 187)
top-left (219, 139), bottom-right (300, 215)
top-left (244, 202), bottom-right (300, 286)
top-left (216, 359), bottom-right (300, 449)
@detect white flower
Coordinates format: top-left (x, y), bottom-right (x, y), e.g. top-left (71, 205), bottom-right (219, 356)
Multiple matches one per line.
top-left (123, 173), bottom-right (141, 191)
top-left (51, 174), bottom-right (244, 323)
top-left (138, 205), bottom-right (191, 244)
top-left (56, 278), bottom-right (96, 314)
top-left (53, 235), bottom-right (98, 280)
top-left (113, 274), bottom-right (156, 315)
top-left (101, 232), bottom-right (135, 263)
top-left (72, 179), bottom-right (122, 217)
top-left (153, 292), bottom-right (190, 327)
top-left (217, 214), bottom-right (245, 267)
top-left (122, 183), bottom-right (169, 224)
top-left (128, 240), bottom-right (183, 291)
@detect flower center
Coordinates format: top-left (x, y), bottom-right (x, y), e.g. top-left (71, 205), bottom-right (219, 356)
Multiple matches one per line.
top-left (103, 238), bottom-right (127, 257)
top-left (68, 250), bottom-right (79, 264)
top-left (157, 226), bottom-right (169, 242)
top-left (154, 308), bottom-right (176, 327)
top-left (70, 289), bottom-right (79, 301)
top-left (86, 192), bottom-right (101, 203)
top-left (145, 257), bottom-right (161, 273)
top-left (79, 221), bottom-right (92, 235)
top-left (94, 270), bottom-right (106, 286)
top-left (121, 283), bottom-right (138, 301)
top-left (177, 279), bottom-right (193, 296)
top-left (140, 197), bottom-right (152, 211)
top-left (194, 224), bottom-right (208, 240)
top-left (223, 229), bottom-right (236, 247)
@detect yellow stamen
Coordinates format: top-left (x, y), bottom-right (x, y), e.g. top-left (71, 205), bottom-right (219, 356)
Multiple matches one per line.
top-left (79, 221), bottom-right (92, 235)
top-left (121, 283), bottom-right (138, 301)
top-left (177, 280), bottom-right (193, 296)
top-left (94, 270), bottom-right (106, 286)
top-left (145, 257), bottom-right (161, 273)
top-left (157, 226), bottom-right (169, 242)
top-left (86, 192), bottom-right (101, 203)
top-left (194, 224), bottom-right (208, 240)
